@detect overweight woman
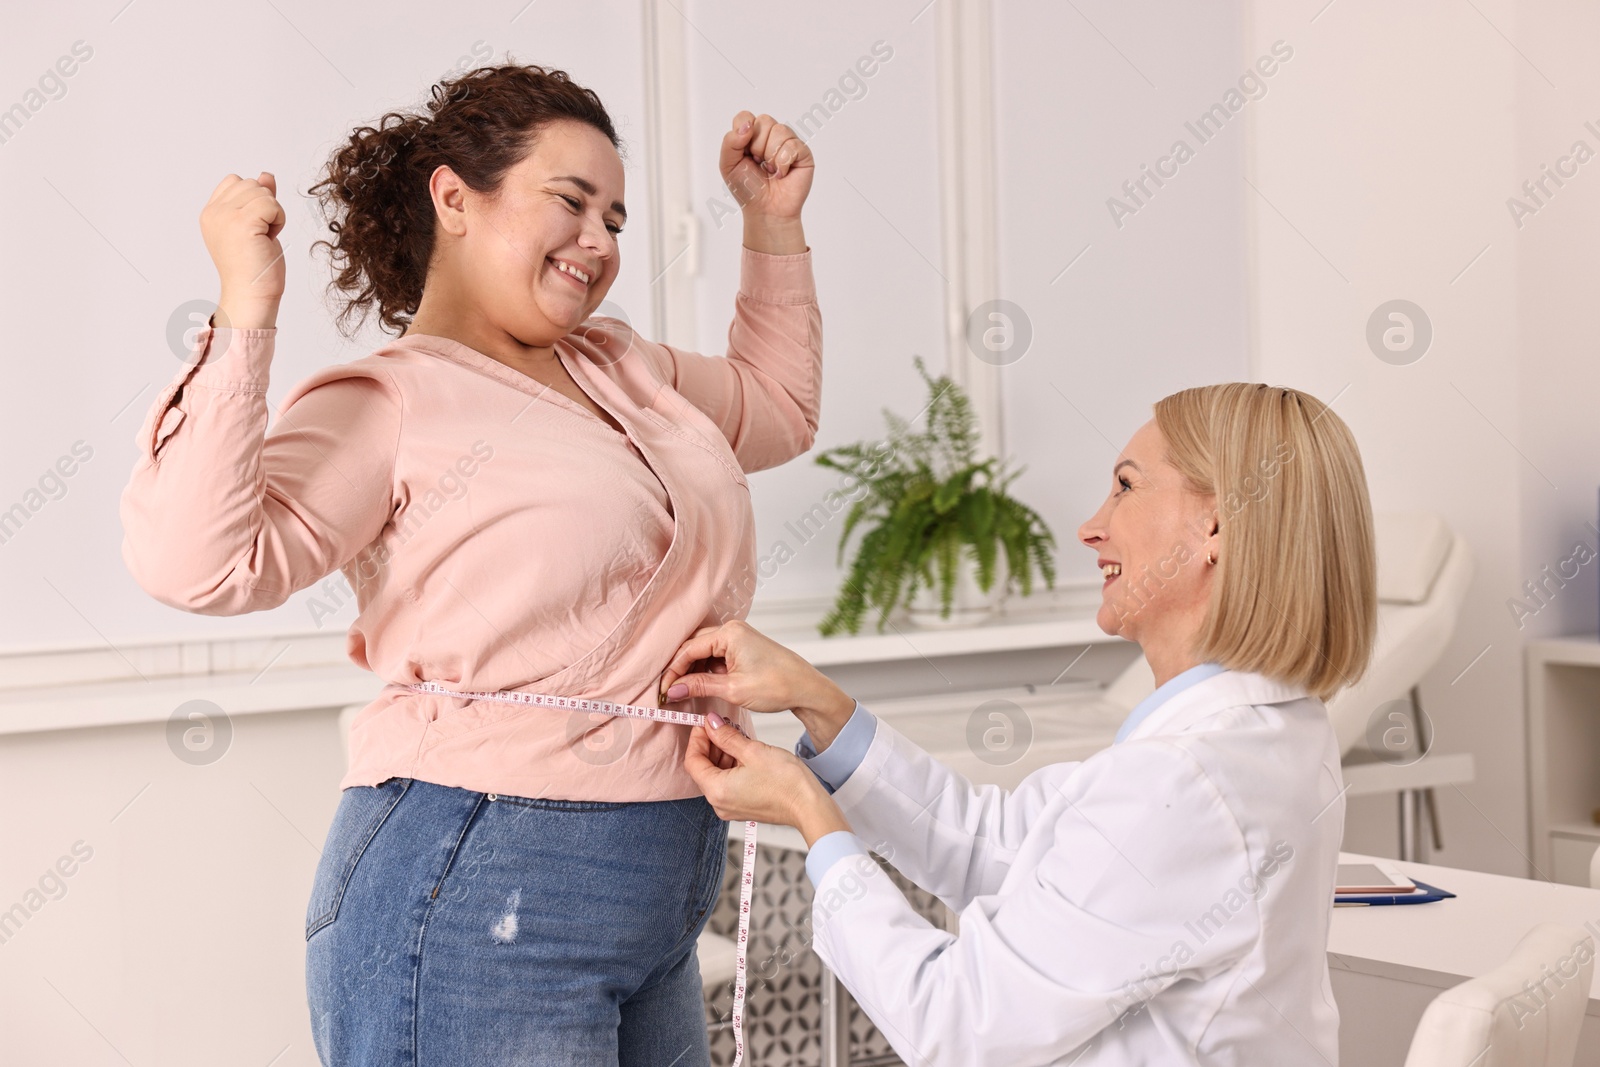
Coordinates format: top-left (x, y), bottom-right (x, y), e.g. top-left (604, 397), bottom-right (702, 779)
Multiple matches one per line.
top-left (661, 383), bottom-right (1377, 1066)
top-left (120, 63), bottom-right (819, 1065)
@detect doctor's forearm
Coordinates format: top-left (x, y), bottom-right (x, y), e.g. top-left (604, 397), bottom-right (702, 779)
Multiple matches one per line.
top-left (790, 678), bottom-right (856, 751)
top-left (795, 786), bottom-right (852, 847)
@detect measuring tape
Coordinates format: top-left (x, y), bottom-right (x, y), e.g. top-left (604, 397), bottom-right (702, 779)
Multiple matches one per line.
top-left (403, 679), bottom-right (758, 1067)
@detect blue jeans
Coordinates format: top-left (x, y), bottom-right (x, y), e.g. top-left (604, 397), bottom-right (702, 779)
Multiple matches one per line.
top-left (305, 777), bottom-right (729, 1066)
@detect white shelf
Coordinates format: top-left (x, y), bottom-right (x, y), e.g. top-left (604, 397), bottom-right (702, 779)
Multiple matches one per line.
top-left (760, 611), bottom-right (1119, 667)
top-left (744, 587), bottom-right (1121, 666)
top-left (1527, 634), bottom-right (1600, 668)
top-left (1550, 822), bottom-right (1600, 840)
top-left (0, 662), bottom-right (385, 737)
top-left (1526, 636), bottom-right (1600, 884)
top-left (0, 591), bottom-right (1118, 737)
top-left (1341, 751), bottom-right (1476, 796)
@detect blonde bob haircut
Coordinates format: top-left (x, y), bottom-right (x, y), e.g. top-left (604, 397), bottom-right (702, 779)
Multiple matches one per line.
top-left (1153, 383), bottom-right (1377, 702)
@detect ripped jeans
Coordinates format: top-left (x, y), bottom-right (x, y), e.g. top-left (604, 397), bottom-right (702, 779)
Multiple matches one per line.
top-left (304, 777), bottom-right (729, 1066)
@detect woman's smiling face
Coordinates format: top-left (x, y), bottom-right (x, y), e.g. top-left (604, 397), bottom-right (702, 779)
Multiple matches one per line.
top-left (452, 118), bottom-right (627, 343)
top-left (1077, 419), bottom-right (1220, 650)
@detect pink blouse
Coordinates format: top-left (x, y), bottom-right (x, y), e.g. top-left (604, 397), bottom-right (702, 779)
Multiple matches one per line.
top-left (120, 247), bottom-right (822, 802)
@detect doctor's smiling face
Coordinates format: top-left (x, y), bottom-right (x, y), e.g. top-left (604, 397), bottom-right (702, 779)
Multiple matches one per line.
top-left (1078, 418), bottom-right (1221, 680)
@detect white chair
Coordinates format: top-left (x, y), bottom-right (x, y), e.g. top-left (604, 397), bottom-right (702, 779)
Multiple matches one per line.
top-left (1401, 922), bottom-right (1593, 1067)
top-left (1328, 512), bottom-right (1475, 861)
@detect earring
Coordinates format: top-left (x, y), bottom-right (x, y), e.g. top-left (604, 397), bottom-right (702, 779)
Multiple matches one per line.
top-left (1207, 552), bottom-right (1217, 566)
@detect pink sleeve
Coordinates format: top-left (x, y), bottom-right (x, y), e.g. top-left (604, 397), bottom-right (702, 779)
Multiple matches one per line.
top-left (119, 325), bottom-right (402, 616)
top-left (639, 246), bottom-right (822, 473)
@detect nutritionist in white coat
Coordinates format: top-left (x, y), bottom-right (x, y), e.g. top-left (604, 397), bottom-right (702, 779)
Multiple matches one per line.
top-left (660, 382), bottom-right (1378, 1065)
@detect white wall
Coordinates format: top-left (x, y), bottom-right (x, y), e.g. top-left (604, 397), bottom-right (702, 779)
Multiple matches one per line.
top-left (1245, 0), bottom-right (1531, 875)
top-left (0, 1), bottom-right (659, 650)
top-left (994, 0), bottom-right (1253, 586)
top-left (4, 0), bottom-right (1596, 1061)
top-left (0, 4), bottom-right (1252, 1058)
top-left (0, 4), bottom-right (657, 1062)
top-left (0, 708), bottom-right (349, 1065)
top-left (0, 0), bottom-right (1245, 651)
top-left (1511, 0), bottom-right (1600, 643)
top-left (670, 0), bottom-right (1258, 607)
top-left (680, 0), bottom-right (952, 607)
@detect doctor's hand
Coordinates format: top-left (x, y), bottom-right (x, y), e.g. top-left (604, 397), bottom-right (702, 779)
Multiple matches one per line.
top-left (685, 715), bottom-right (851, 845)
top-left (659, 620), bottom-right (850, 717)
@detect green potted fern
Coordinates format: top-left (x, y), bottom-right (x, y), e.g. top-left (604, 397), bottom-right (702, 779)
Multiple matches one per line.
top-left (814, 356), bottom-right (1058, 636)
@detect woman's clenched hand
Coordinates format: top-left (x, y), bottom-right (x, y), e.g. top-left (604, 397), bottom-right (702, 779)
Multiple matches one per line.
top-left (201, 171), bottom-right (287, 329)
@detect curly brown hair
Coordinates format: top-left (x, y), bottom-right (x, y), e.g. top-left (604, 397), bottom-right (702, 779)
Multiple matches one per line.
top-left (308, 61), bottom-right (621, 337)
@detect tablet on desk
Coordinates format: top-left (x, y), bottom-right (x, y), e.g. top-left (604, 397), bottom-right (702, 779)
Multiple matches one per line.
top-left (1336, 861), bottom-right (1418, 895)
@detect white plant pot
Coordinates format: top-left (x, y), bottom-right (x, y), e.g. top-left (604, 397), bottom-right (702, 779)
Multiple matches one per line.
top-left (906, 553), bottom-right (1004, 629)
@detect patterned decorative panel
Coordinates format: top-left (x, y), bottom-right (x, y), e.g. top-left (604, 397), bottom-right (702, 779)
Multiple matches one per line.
top-left (701, 837), bottom-right (953, 1067)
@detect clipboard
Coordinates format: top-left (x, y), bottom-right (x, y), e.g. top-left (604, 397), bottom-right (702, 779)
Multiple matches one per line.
top-left (1335, 877), bottom-right (1456, 906)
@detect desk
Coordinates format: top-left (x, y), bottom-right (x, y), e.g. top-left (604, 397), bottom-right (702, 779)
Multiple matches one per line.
top-left (719, 846), bottom-right (1600, 1066)
top-left (1329, 850), bottom-right (1600, 1065)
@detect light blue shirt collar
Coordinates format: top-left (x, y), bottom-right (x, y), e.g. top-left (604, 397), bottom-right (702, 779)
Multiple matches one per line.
top-left (1114, 661), bottom-right (1226, 744)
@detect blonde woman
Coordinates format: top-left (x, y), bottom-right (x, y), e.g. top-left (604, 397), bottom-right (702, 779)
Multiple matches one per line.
top-left (659, 384), bottom-right (1377, 1065)
top-left (121, 63), bottom-right (819, 1065)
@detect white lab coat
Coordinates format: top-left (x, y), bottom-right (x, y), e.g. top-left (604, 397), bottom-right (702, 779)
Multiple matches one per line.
top-left (808, 669), bottom-right (1346, 1066)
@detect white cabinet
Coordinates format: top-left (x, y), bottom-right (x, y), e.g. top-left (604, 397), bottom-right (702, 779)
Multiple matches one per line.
top-left (1525, 635), bottom-right (1600, 885)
